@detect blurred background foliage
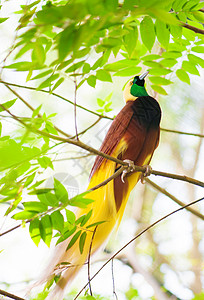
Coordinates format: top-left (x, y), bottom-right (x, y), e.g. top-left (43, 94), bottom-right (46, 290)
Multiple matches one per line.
top-left (0, 0), bottom-right (204, 299)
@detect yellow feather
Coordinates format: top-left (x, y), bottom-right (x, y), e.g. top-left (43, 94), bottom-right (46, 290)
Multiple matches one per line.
top-left (45, 138), bottom-right (148, 299)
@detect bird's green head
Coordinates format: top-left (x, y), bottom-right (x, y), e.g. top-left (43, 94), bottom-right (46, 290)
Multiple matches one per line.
top-left (124, 71), bottom-right (149, 102)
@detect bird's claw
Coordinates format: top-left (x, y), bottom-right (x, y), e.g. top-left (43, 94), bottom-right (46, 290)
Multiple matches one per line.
top-left (140, 164), bottom-right (152, 184)
top-left (121, 159), bottom-right (135, 183)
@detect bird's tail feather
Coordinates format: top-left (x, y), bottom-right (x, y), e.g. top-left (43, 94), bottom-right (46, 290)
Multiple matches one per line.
top-left (44, 160), bottom-right (118, 299)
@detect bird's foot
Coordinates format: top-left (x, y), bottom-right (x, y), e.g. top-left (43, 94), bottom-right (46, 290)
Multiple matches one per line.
top-left (121, 159), bottom-right (135, 183)
top-left (140, 164), bottom-right (152, 184)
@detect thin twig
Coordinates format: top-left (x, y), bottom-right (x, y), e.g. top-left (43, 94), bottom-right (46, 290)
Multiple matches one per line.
top-left (111, 259), bottom-right (118, 300)
top-left (87, 226), bottom-right (98, 296)
top-left (73, 76), bottom-right (79, 140)
top-left (0, 289), bottom-right (25, 300)
top-left (73, 196), bottom-right (204, 299)
top-left (145, 178), bottom-right (204, 220)
top-left (161, 127), bottom-right (204, 138)
top-left (0, 80), bottom-right (112, 120)
top-left (71, 116), bottom-right (102, 139)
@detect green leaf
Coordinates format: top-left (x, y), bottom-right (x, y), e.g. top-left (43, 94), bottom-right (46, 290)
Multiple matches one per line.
top-left (0, 139), bottom-right (40, 171)
top-left (87, 75), bottom-right (96, 88)
top-left (5, 62), bottom-right (40, 71)
top-left (23, 201), bottom-right (48, 212)
top-left (32, 104), bottom-right (42, 117)
top-left (54, 178), bottom-right (69, 204)
top-left (52, 78), bottom-right (65, 92)
top-left (169, 25), bottom-right (182, 39)
top-left (45, 122), bottom-right (58, 136)
top-left (56, 225), bottom-right (77, 245)
top-left (91, 56), bottom-right (104, 70)
top-left (37, 74), bottom-right (60, 90)
top-left (149, 76), bottom-right (172, 85)
top-left (80, 210), bottom-right (93, 227)
top-left (155, 19), bottom-right (170, 48)
top-left (188, 54), bottom-right (204, 68)
top-left (160, 58), bottom-right (177, 68)
top-left (66, 209), bottom-right (76, 224)
top-left (162, 51), bottom-right (182, 59)
top-left (31, 70), bottom-right (53, 80)
top-left (151, 85), bottom-right (167, 95)
top-left (65, 60), bottom-right (85, 73)
top-left (104, 0), bottom-right (118, 11)
top-left (58, 25), bottom-right (75, 60)
top-left (141, 54), bottom-right (161, 61)
top-left (38, 156), bottom-right (53, 169)
top-left (149, 68), bottom-right (172, 75)
top-left (51, 210), bottom-right (64, 232)
top-left (96, 70), bottom-right (112, 82)
top-left (104, 59), bottom-right (139, 71)
top-left (104, 92), bottom-right (113, 103)
top-left (0, 17), bottom-right (8, 24)
top-left (32, 42), bottom-right (45, 65)
top-left (151, 8), bottom-right (179, 25)
top-left (37, 192), bottom-right (59, 207)
top-left (172, 0), bottom-right (187, 11)
top-left (73, 47), bottom-right (90, 59)
top-left (83, 63), bottom-right (91, 74)
top-left (176, 69), bottom-right (190, 84)
top-left (123, 26), bottom-right (138, 57)
top-left (143, 61), bottom-right (161, 68)
top-left (79, 232), bottom-right (87, 254)
top-left (140, 16), bottom-right (155, 51)
top-left (191, 46), bottom-right (204, 53)
top-left (36, 6), bottom-right (63, 24)
top-left (24, 173), bottom-right (36, 188)
top-left (192, 11), bottom-right (204, 23)
top-left (86, 220), bottom-right (105, 229)
top-left (182, 60), bottom-right (199, 75)
top-left (69, 193), bottom-right (94, 208)
top-left (39, 215), bottom-right (52, 247)
top-left (114, 66), bottom-right (142, 77)
top-left (0, 99), bottom-right (17, 112)
top-left (13, 210), bottom-right (37, 220)
top-left (97, 98), bottom-right (105, 107)
top-left (66, 230), bottom-right (82, 251)
top-left (29, 219), bottom-right (41, 246)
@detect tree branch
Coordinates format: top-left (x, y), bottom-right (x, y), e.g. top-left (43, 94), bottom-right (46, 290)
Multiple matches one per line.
top-left (1, 105), bottom-right (204, 189)
top-left (180, 22), bottom-right (204, 35)
top-left (0, 289), bottom-right (25, 300)
top-left (74, 196), bottom-right (204, 299)
top-left (145, 178), bottom-right (204, 220)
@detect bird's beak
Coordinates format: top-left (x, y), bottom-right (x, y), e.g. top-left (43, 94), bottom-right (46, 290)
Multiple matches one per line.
top-left (139, 71), bottom-right (149, 80)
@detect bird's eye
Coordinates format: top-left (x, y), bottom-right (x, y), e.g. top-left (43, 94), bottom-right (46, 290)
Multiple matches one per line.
top-left (130, 81), bottom-right (133, 85)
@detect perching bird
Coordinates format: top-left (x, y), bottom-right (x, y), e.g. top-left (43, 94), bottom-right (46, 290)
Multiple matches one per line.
top-left (45, 71), bottom-right (161, 299)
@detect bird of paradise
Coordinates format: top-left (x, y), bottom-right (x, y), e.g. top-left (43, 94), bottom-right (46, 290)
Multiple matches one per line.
top-left (45, 72), bottom-right (161, 299)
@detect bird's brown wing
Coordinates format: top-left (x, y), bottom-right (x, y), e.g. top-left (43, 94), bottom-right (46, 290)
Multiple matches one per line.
top-left (90, 101), bottom-right (134, 178)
